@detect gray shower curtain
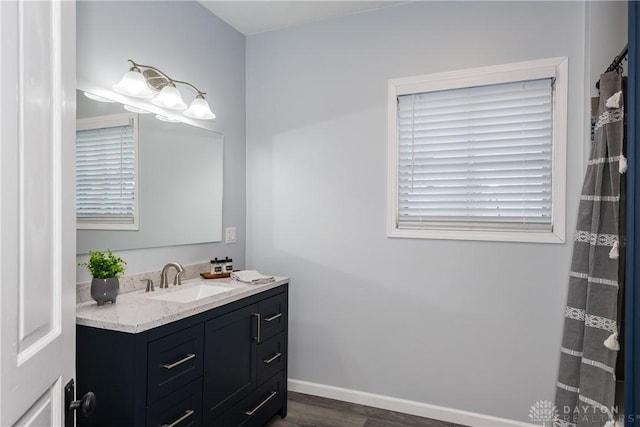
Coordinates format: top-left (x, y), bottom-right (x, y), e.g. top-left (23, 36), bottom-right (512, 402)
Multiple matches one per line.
top-left (554, 71), bottom-right (626, 427)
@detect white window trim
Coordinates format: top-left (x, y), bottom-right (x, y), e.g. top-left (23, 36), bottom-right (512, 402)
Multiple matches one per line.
top-left (76, 113), bottom-right (139, 230)
top-left (387, 57), bottom-right (568, 243)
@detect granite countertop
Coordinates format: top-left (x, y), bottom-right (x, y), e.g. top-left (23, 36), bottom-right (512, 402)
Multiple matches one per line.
top-left (76, 276), bottom-right (289, 333)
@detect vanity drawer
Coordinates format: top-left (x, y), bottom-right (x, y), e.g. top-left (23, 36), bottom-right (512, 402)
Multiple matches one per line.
top-left (223, 373), bottom-right (284, 427)
top-left (258, 293), bottom-right (286, 342)
top-left (257, 332), bottom-right (285, 385)
top-left (146, 378), bottom-right (202, 427)
top-left (148, 323), bottom-right (204, 403)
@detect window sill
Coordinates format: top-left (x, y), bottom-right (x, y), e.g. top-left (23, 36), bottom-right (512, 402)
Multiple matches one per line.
top-left (387, 227), bottom-right (565, 244)
top-left (77, 222), bottom-right (139, 231)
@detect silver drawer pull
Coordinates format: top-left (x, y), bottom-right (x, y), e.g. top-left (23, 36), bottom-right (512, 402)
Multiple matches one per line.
top-left (263, 352), bottom-right (282, 364)
top-left (162, 409), bottom-right (194, 427)
top-left (161, 353), bottom-right (195, 370)
top-left (253, 313), bottom-right (261, 342)
top-left (244, 391), bottom-right (277, 416)
top-left (264, 313), bottom-right (282, 322)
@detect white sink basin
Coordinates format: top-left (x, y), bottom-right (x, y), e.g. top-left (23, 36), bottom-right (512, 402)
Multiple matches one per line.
top-left (148, 284), bottom-right (231, 303)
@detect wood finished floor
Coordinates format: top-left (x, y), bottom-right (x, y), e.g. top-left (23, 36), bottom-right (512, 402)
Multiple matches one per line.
top-left (265, 392), bottom-right (467, 427)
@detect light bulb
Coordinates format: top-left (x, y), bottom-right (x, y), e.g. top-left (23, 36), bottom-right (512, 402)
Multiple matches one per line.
top-left (113, 69), bottom-right (155, 98)
top-left (184, 95), bottom-right (216, 120)
top-left (152, 84), bottom-right (187, 110)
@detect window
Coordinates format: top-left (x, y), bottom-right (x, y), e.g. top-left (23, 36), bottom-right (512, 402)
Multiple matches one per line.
top-left (76, 114), bottom-right (138, 230)
top-left (387, 57), bottom-right (568, 243)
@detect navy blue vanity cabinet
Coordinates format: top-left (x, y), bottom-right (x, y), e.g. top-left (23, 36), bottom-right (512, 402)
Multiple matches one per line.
top-left (76, 284), bottom-right (288, 427)
top-left (203, 292), bottom-right (288, 426)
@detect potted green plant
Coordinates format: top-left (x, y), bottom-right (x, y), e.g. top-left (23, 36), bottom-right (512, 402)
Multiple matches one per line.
top-left (79, 249), bottom-right (127, 306)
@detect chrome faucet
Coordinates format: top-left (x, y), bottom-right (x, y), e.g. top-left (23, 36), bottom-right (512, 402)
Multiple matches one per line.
top-left (141, 278), bottom-right (154, 292)
top-left (160, 262), bottom-right (184, 288)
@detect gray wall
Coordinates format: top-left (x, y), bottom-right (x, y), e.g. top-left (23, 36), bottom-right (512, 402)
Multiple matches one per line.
top-left (584, 1), bottom-right (628, 167)
top-left (588, 1), bottom-right (628, 99)
top-left (246, 2), bottom-right (586, 421)
top-left (76, 1), bottom-right (245, 280)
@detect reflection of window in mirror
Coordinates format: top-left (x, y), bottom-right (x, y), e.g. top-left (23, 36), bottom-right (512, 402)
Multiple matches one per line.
top-left (76, 113), bottom-right (139, 230)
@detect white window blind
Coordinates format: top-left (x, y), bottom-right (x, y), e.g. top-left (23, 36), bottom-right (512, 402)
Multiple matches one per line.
top-left (396, 78), bottom-right (554, 232)
top-left (76, 115), bottom-right (137, 228)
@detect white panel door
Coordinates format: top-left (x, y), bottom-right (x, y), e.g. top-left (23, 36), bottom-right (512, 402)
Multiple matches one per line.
top-left (0, 0), bottom-right (76, 425)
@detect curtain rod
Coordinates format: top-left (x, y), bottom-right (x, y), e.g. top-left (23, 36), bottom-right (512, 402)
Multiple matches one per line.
top-left (595, 44), bottom-right (629, 89)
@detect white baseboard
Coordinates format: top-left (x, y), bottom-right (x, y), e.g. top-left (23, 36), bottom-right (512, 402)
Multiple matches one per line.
top-left (288, 379), bottom-right (538, 427)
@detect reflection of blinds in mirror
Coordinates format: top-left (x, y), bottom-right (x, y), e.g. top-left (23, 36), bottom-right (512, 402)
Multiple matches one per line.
top-left (76, 118), bottom-right (136, 226)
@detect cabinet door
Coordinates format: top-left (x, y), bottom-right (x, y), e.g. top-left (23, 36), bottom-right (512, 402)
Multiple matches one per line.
top-left (203, 304), bottom-right (257, 422)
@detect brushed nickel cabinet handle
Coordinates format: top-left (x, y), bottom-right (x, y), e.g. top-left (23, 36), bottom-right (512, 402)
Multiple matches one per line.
top-left (253, 313), bottom-right (261, 342)
top-left (264, 313), bottom-right (282, 322)
top-left (161, 353), bottom-right (195, 370)
top-left (263, 352), bottom-right (282, 364)
top-left (162, 409), bottom-right (194, 427)
top-left (244, 391), bottom-right (277, 416)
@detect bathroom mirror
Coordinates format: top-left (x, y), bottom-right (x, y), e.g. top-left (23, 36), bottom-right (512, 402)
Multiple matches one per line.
top-left (76, 90), bottom-right (223, 254)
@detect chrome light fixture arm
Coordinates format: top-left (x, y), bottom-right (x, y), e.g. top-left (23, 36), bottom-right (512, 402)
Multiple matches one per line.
top-left (171, 79), bottom-right (206, 97)
top-left (113, 59), bottom-right (216, 120)
top-left (127, 59), bottom-right (206, 95)
top-left (127, 59), bottom-right (172, 85)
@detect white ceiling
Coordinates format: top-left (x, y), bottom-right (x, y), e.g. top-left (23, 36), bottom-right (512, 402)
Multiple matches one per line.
top-left (199, 1), bottom-right (410, 36)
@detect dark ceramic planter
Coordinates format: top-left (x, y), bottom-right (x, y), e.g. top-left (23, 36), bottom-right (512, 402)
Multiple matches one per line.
top-left (91, 278), bottom-right (119, 306)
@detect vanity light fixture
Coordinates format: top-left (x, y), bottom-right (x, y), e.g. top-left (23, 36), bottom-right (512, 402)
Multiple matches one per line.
top-left (113, 59), bottom-right (216, 121)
